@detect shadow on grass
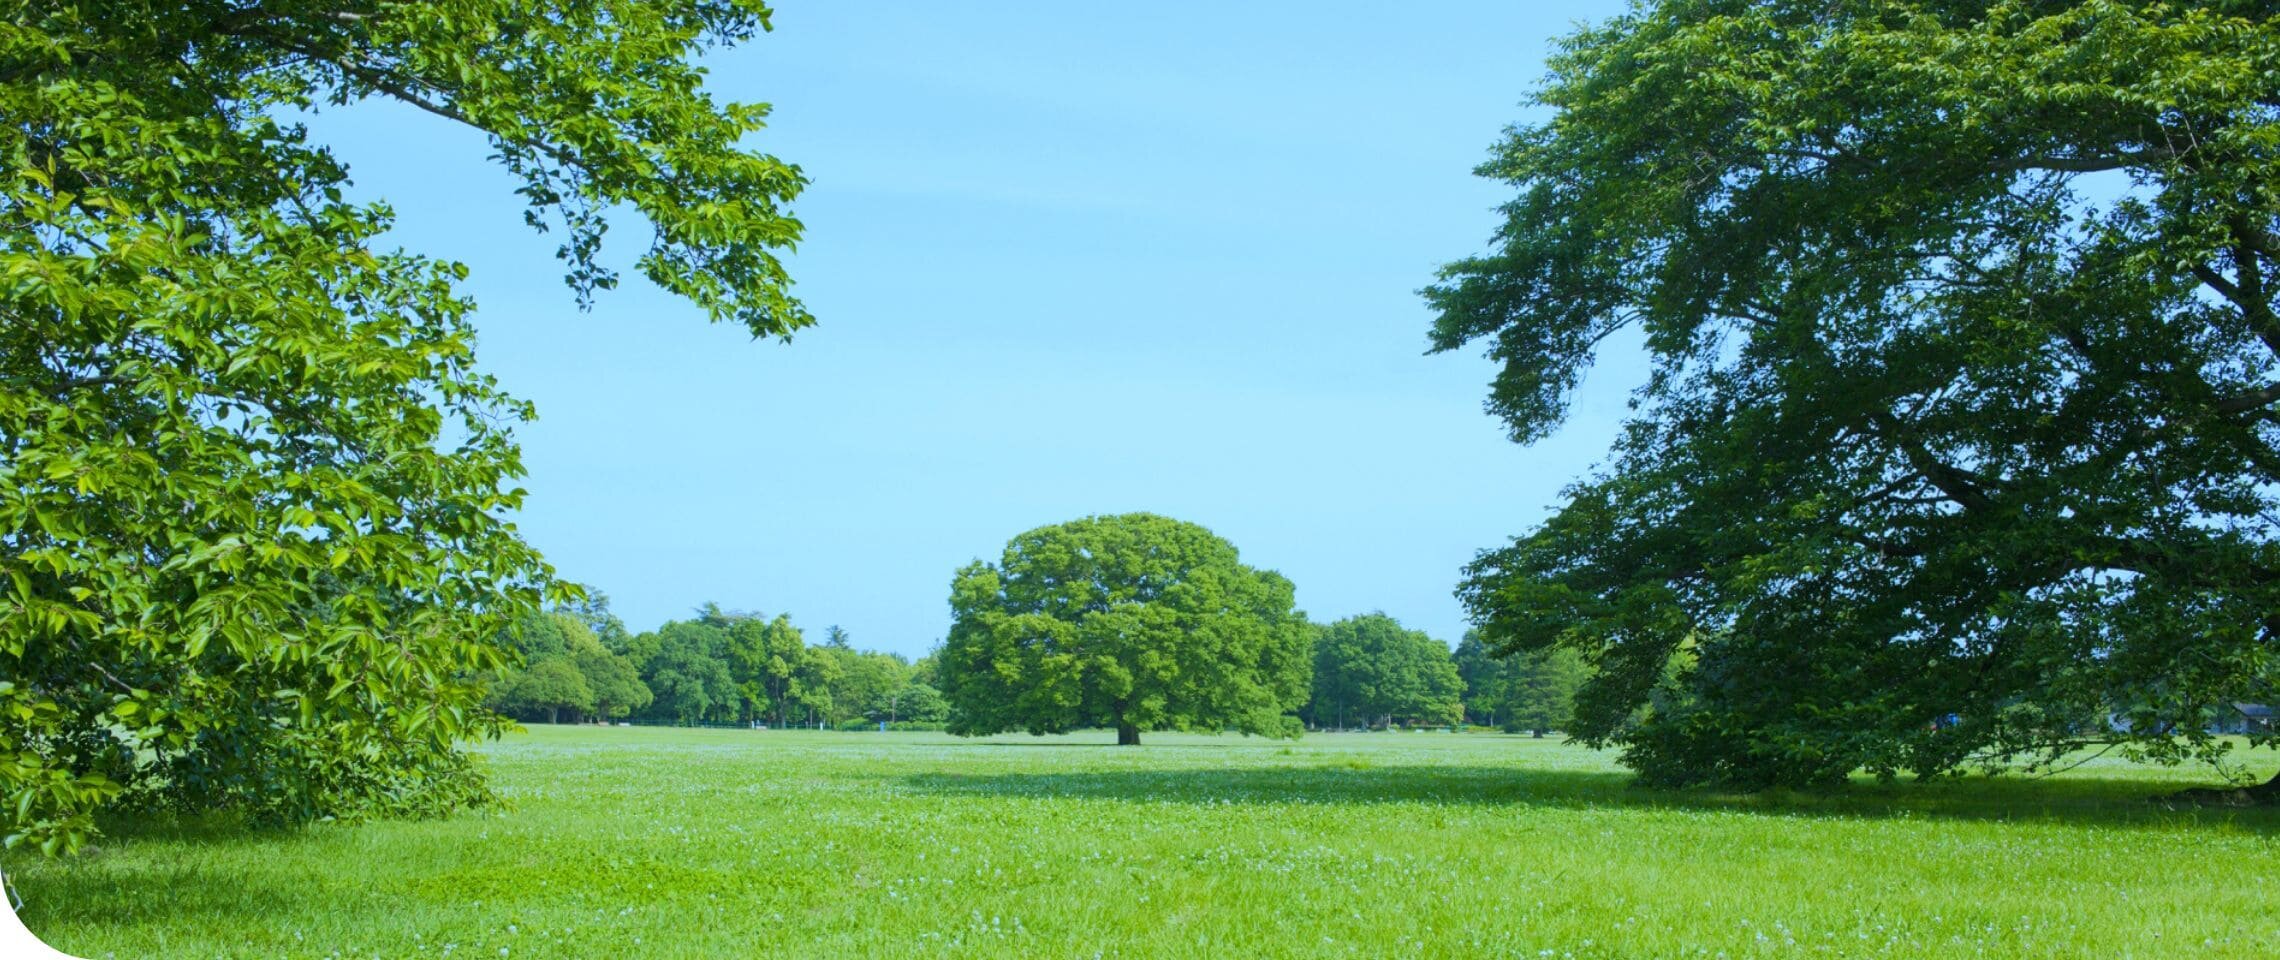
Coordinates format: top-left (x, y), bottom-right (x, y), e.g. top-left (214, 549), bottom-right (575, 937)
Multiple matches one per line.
top-left (898, 763), bottom-right (2280, 832)
top-left (80, 807), bottom-right (394, 850)
top-left (7, 856), bottom-right (299, 931)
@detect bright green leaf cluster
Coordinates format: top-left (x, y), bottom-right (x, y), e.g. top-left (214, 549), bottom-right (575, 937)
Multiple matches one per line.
top-left (2, 1), bottom-right (806, 853)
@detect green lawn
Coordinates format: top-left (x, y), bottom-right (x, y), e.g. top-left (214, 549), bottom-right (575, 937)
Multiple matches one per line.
top-left (8, 726), bottom-right (2279, 959)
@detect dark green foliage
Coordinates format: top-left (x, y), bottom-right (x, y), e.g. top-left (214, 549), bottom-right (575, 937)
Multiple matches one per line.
top-left (940, 514), bottom-right (1312, 744)
top-left (1303, 614), bottom-right (1463, 730)
top-left (720, 613), bottom-right (826, 725)
top-left (485, 612), bottom-right (648, 724)
top-left (636, 622), bottom-right (740, 726)
top-left (1454, 631), bottom-right (1588, 735)
top-left (1429, 0), bottom-right (2280, 788)
top-left (614, 605), bottom-right (933, 729)
top-left (493, 659), bottom-right (594, 725)
top-left (720, 615), bottom-right (787, 722)
top-left (575, 644), bottom-right (652, 721)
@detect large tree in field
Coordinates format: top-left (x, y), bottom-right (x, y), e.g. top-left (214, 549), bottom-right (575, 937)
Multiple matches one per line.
top-left (940, 514), bottom-right (1312, 745)
top-left (1303, 613), bottom-right (1463, 730)
top-left (2, 0), bottom-right (808, 853)
top-left (1430, 0), bottom-right (2280, 792)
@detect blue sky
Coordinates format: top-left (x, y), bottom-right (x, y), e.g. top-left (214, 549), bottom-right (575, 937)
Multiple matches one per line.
top-left (310, 1), bottom-right (1640, 658)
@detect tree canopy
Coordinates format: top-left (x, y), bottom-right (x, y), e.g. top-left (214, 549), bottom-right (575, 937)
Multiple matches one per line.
top-left (485, 611), bottom-right (648, 724)
top-left (591, 605), bottom-right (935, 730)
top-left (1303, 613), bottom-right (1462, 730)
top-left (1429, 0), bottom-right (2280, 790)
top-left (2, 0), bottom-right (807, 854)
top-left (719, 612), bottom-right (828, 727)
top-left (640, 622), bottom-right (740, 726)
top-left (1454, 630), bottom-right (1588, 736)
top-left (940, 514), bottom-right (1312, 744)
top-left (493, 658), bottom-right (593, 726)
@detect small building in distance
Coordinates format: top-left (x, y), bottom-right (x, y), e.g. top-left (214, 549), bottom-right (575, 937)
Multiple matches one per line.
top-left (2211, 702), bottom-right (2277, 736)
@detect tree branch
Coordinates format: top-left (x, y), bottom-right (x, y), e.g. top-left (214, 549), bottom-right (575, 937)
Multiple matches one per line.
top-left (2214, 381), bottom-right (2280, 414)
top-left (1864, 411), bottom-right (1998, 512)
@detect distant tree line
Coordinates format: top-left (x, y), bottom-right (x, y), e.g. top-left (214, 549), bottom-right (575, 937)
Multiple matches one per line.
top-left (503, 539), bottom-right (1589, 741)
top-left (484, 594), bottom-right (948, 730)
top-left (1300, 614), bottom-right (1585, 735)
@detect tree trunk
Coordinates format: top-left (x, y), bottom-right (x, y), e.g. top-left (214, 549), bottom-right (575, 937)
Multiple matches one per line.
top-left (2254, 769), bottom-right (2280, 802)
top-left (2168, 767), bottom-right (2280, 806)
top-left (1117, 722), bottom-right (1140, 746)
top-left (548, 706), bottom-right (559, 725)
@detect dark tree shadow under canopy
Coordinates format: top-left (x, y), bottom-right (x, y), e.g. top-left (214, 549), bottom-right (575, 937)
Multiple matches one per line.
top-left (898, 763), bottom-right (2280, 833)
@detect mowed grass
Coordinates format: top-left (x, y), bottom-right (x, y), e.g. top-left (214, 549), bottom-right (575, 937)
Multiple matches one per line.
top-left (8, 727), bottom-right (2280, 959)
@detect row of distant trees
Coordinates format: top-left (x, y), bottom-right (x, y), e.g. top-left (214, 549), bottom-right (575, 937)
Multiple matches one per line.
top-left (487, 595), bottom-right (1583, 736)
top-left (485, 596), bottom-right (947, 730)
top-left (1302, 614), bottom-right (1584, 735)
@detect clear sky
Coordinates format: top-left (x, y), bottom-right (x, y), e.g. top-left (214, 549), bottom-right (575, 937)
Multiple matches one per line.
top-left (306, 1), bottom-right (1642, 658)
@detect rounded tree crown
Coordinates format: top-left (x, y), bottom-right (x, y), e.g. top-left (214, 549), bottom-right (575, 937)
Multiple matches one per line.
top-left (940, 513), bottom-right (1310, 739)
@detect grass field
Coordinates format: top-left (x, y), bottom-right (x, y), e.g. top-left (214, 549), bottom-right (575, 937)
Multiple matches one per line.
top-left (6, 726), bottom-right (2279, 959)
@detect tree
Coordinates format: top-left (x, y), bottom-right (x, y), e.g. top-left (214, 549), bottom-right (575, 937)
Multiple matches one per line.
top-left (1304, 614), bottom-right (1462, 730)
top-left (1, 1), bottom-right (810, 853)
top-left (573, 643), bottom-right (651, 722)
top-left (826, 648), bottom-right (906, 725)
top-left (911, 651), bottom-right (943, 689)
top-left (563, 591), bottom-right (634, 654)
top-left (493, 659), bottom-right (594, 726)
top-left (890, 682), bottom-right (951, 725)
top-left (788, 645), bottom-right (841, 727)
top-left (543, 614), bottom-right (649, 721)
top-left (1454, 631), bottom-right (1587, 736)
top-left (1452, 632), bottom-right (1501, 729)
top-left (1427, 1), bottom-right (2280, 792)
top-left (500, 611), bottom-right (587, 662)
top-left (695, 602), bottom-right (753, 630)
top-left (485, 611), bottom-right (612, 723)
top-left (723, 613), bottom-right (805, 725)
top-left (877, 653), bottom-right (948, 724)
top-left (638, 623), bottom-right (738, 726)
top-left (873, 678), bottom-right (948, 725)
top-left (939, 513), bottom-right (1311, 745)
